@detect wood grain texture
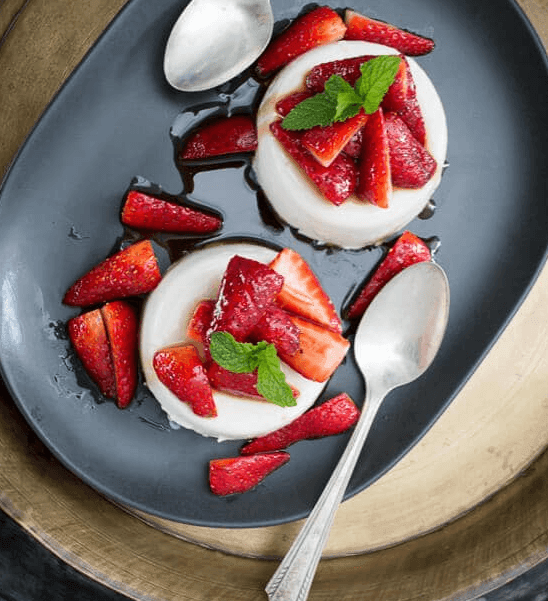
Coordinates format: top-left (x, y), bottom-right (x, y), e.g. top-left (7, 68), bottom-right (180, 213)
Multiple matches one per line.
top-left (1, 0), bottom-right (548, 599)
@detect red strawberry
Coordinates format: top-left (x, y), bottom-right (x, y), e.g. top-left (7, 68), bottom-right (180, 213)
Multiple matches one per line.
top-left (356, 108), bottom-right (392, 208)
top-left (252, 305), bottom-right (301, 357)
top-left (179, 115), bottom-right (257, 160)
top-left (279, 314), bottom-right (350, 382)
top-left (153, 344), bottom-right (217, 417)
top-left (343, 127), bottom-right (364, 159)
top-left (256, 6), bottom-right (346, 78)
top-left (63, 240), bottom-right (161, 307)
top-left (301, 110), bottom-right (369, 167)
top-left (101, 301), bottom-right (138, 409)
top-left (384, 112), bottom-right (437, 188)
top-left (305, 54), bottom-right (375, 93)
top-left (269, 247), bottom-right (342, 333)
top-left (240, 393), bottom-right (359, 455)
top-left (381, 56), bottom-right (410, 113)
top-left (208, 255), bottom-right (284, 342)
top-left (270, 121), bottom-right (357, 206)
top-left (68, 309), bottom-right (116, 398)
top-left (186, 299), bottom-right (215, 345)
top-left (206, 362), bottom-right (299, 402)
top-left (121, 190), bottom-right (222, 234)
top-left (209, 452), bottom-right (290, 496)
top-left (397, 87), bottom-right (426, 146)
top-left (345, 231), bottom-right (431, 319)
top-left (344, 10), bottom-right (435, 56)
top-left (275, 91), bottom-right (313, 117)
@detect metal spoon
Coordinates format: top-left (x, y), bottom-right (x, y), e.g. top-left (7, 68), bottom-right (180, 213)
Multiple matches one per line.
top-left (163, 0), bottom-right (273, 91)
top-left (266, 261), bottom-right (450, 601)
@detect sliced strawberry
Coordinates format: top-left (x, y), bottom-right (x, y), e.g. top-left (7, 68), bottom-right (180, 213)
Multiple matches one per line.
top-left (186, 299), bottom-right (215, 345)
top-left (209, 255), bottom-right (284, 342)
top-left (68, 309), bottom-right (116, 398)
top-left (356, 108), bottom-right (392, 208)
top-left (240, 393), bottom-right (360, 455)
top-left (270, 121), bottom-right (357, 206)
top-left (344, 10), bottom-right (435, 56)
top-left (153, 344), bottom-right (217, 417)
top-left (101, 301), bottom-right (138, 409)
top-left (256, 6), bottom-right (346, 78)
top-left (206, 362), bottom-right (299, 402)
top-left (209, 452), bottom-right (290, 496)
top-left (269, 247), bottom-right (342, 333)
top-left (305, 54), bottom-right (375, 93)
top-left (63, 240), bottom-right (161, 307)
top-left (301, 110), bottom-right (369, 167)
top-left (385, 112), bottom-right (437, 188)
top-left (179, 115), bottom-right (257, 160)
top-left (252, 305), bottom-right (301, 357)
top-left (345, 231), bottom-right (431, 319)
top-left (279, 314), bottom-right (349, 382)
top-left (275, 91), bottom-right (313, 117)
top-left (397, 87), bottom-right (426, 146)
top-left (343, 127), bottom-right (364, 159)
top-left (121, 190), bottom-right (222, 234)
top-left (381, 56), bottom-right (410, 113)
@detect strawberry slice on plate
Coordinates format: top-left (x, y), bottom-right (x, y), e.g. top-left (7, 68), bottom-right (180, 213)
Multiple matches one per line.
top-left (269, 247), bottom-right (342, 333)
top-left (252, 305), bottom-right (301, 357)
top-left (153, 344), bottom-right (217, 417)
top-left (256, 6), bottom-right (346, 78)
top-left (209, 452), bottom-right (290, 496)
top-left (356, 108), bottom-right (392, 208)
top-left (344, 9), bottom-right (435, 56)
top-left (121, 190), bottom-right (222, 234)
top-left (179, 115), bottom-right (257, 160)
top-left (305, 54), bottom-right (375, 93)
top-left (345, 230), bottom-right (432, 319)
top-left (270, 121), bottom-right (357, 206)
top-left (385, 112), bottom-right (437, 188)
top-left (209, 255), bottom-right (284, 342)
top-left (240, 393), bottom-right (360, 455)
top-left (186, 299), bottom-right (215, 345)
top-left (275, 91), bottom-right (313, 117)
top-left (63, 239), bottom-right (161, 307)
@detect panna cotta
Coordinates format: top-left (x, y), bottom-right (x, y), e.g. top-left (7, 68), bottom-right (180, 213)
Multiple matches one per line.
top-left (254, 41), bottom-right (448, 249)
top-left (140, 242), bottom-right (326, 441)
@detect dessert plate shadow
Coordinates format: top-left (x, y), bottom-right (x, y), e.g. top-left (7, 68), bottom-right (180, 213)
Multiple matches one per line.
top-left (0, 0), bottom-right (547, 527)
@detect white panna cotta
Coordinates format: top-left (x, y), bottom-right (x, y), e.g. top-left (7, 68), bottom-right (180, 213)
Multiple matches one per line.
top-left (140, 242), bottom-right (326, 441)
top-left (254, 41), bottom-right (448, 249)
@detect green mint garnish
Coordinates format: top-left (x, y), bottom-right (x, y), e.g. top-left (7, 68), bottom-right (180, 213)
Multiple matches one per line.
top-left (282, 55), bottom-right (401, 131)
top-left (209, 332), bottom-right (296, 408)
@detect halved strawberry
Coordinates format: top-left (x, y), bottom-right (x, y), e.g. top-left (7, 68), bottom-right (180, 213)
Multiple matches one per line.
top-left (153, 344), bottom-right (217, 417)
top-left (344, 10), bottom-right (435, 56)
top-left (397, 87), bottom-right (426, 146)
top-left (101, 301), bottom-right (138, 409)
top-left (179, 115), bottom-right (257, 160)
top-left (63, 240), bottom-right (161, 307)
top-left (68, 308), bottom-right (116, 399)
top-left (345, 231), bottom-right (431, 319)
top-left (121, 190), bottom-right (222, 234)
top-left (279, 314), bottom-right (350, 382)
top-left (269, 247), bottom-right (342, 333)
top-left (252, 305), bottom-right (301, 357)
top-left (209, 452), bottom-right (290, 496)
top-left (270, 121), bottom-right (357, 206)
top-left (381, 56), bottom-right (410, 113)
top-left (305, 54), bottom-right (375, 93)
top-left (343, 127), bottom-right (364, 159)
top-left (240, 393), bottom-right (360, 455)
top-left (356, 108), bottom-right (392, 208)
top-left (186, 299), bottom-right (215, 345)
top-left (385, 112), bottom-right (437, 188)
top-left (256, 6), bottom-right (346, 78)
top-left (208, 255), bottom-right (284, 342)
top-left (301, 110), bottom-right (369, 167)
top-left (275, 91), bottom-right (313, 117)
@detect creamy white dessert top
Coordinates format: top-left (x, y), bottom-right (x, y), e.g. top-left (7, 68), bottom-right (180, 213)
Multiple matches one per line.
top-left (254, 41), bottom-right (448, 249)
top-left (140, 242), bottom-right (325, 441)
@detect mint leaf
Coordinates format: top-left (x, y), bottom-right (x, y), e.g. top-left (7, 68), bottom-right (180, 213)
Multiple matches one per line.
top-left (356, 55), bottom-right (401, 114)
top-left (256, 346), bottom-right (296, 407)
top-left (324, 75), bottom-right (363, 122)
top-left (281, 93), bottom-right (336, 130)
top-left (209, 332), bottom-right (262, 373)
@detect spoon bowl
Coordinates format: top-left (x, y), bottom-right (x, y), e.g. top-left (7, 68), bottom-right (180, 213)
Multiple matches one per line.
top-left (164, 0), bottom-right (274, 91)
top-left (266, 261), bottom-right (450, 601)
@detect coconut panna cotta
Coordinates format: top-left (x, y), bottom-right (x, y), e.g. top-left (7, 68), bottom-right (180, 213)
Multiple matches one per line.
top-left (254, 41), bottom-right (448, 249)
top-left (140, 242), bottom-right (328, 441)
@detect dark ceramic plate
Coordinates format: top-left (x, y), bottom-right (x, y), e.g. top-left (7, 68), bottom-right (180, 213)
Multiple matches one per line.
top-left (0, 0), bottom-right (547, 527)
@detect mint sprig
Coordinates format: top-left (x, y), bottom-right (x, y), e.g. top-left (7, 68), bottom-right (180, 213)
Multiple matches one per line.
top-left (209, 332), bottom-right (296, 408)
top-left (282, 55), bottom-right (401, 131)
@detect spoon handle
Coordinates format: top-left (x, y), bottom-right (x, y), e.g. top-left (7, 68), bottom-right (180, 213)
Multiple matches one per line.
top-left (265, 391), bottom-right (384, 601)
